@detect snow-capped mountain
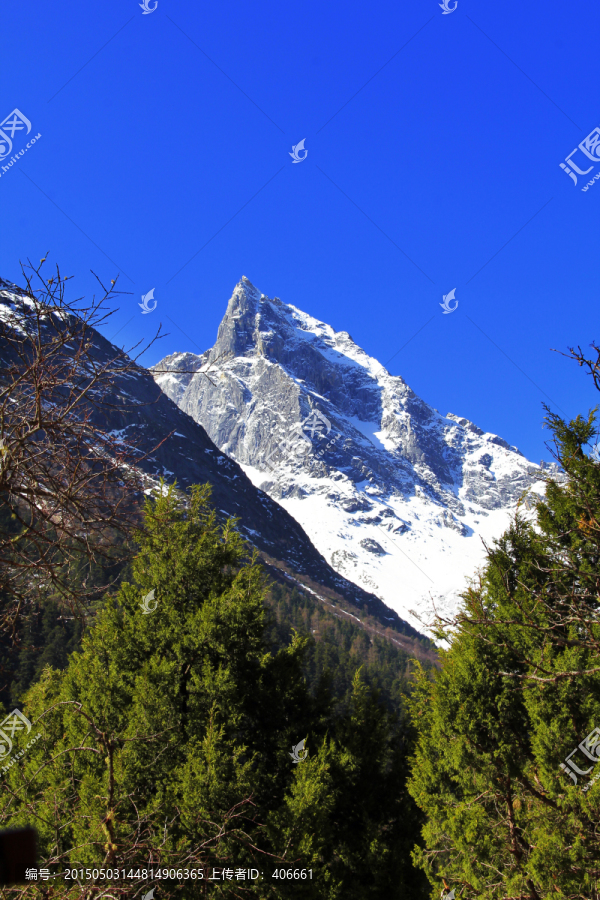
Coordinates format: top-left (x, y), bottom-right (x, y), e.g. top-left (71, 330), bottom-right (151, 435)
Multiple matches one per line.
top-left (0, 276), bottom-right (430, 653)
top-left (154, 277), bottom-right (552, 632)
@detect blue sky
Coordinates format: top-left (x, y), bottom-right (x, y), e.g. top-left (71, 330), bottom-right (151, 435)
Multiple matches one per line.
top-left (1, 0), bottom-right (599, 465)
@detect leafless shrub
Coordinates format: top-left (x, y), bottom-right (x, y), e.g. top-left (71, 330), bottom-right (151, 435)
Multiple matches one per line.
top-left (0, 259), bottom-right (167, 647)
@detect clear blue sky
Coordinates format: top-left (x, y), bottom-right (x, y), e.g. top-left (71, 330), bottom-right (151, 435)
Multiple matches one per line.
top-left (1, 0), bottom-right (599, 465)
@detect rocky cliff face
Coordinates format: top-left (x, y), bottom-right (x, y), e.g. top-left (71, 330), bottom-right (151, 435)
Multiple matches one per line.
top-left (154, 277), bottom-right (554, 631)
top-left (0, 277), bottom-right (427, 645)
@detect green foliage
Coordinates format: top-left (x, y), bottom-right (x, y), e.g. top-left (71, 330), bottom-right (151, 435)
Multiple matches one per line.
top-left (266, 581), bottom-right (423, 718)
top-left (0, 558), bottom-right (133, 711)
top-left (408, 407), bottom-right (600, 900)
top-left (0, 483), bottom-right (428, 899)
top-left (271, 670), bottom-right (427, 899)
top-left (1, 600), bottom-right (84, 707)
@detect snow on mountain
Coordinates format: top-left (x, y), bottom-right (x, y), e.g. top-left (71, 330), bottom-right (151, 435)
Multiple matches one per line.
top-left (153, 277), bottom-right (553, 633)
top-left (1, 276), bottom-right (434, 646)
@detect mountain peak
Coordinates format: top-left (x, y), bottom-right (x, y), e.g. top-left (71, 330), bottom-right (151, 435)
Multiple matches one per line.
top-left (236, 275), bottom-right (261, 299)
top-left (154, 279), bottom-right (550, 632)
top-left (211, 277), bottom-right (263, 360)
top-left (0, 278), bottom-right (418, 640)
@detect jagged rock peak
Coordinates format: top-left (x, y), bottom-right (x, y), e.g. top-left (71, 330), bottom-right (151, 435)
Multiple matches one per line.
top-left (208, 277), bottom-right (399, 389)
top-left (210, 277), bottom-right (264, 361)
top-left (153, 278), bottom-right (552, 633)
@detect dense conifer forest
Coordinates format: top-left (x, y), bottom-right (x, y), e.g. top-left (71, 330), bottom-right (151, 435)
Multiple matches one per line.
top-left (1, 554), bottom-right (425, 721)
top-left (0, 484), bottom-right (431, 898)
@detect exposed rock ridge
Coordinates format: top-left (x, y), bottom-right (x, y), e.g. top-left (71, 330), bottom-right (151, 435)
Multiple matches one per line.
top-left (153, 278), bottom-right (559, 630)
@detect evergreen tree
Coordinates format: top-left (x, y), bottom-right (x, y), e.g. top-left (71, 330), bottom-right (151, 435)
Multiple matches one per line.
top-left (271, 670), bottom-right (428, 899)
top-left (408, 394), bottom-right (600, 898)
top-left (0, 483), bottom-right (428, 899)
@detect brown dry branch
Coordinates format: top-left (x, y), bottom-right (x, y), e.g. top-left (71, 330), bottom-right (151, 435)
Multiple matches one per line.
top-left (0, 259), bottom-right (168, 655)
top-left (555, 342), bottom-right (600, 394)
